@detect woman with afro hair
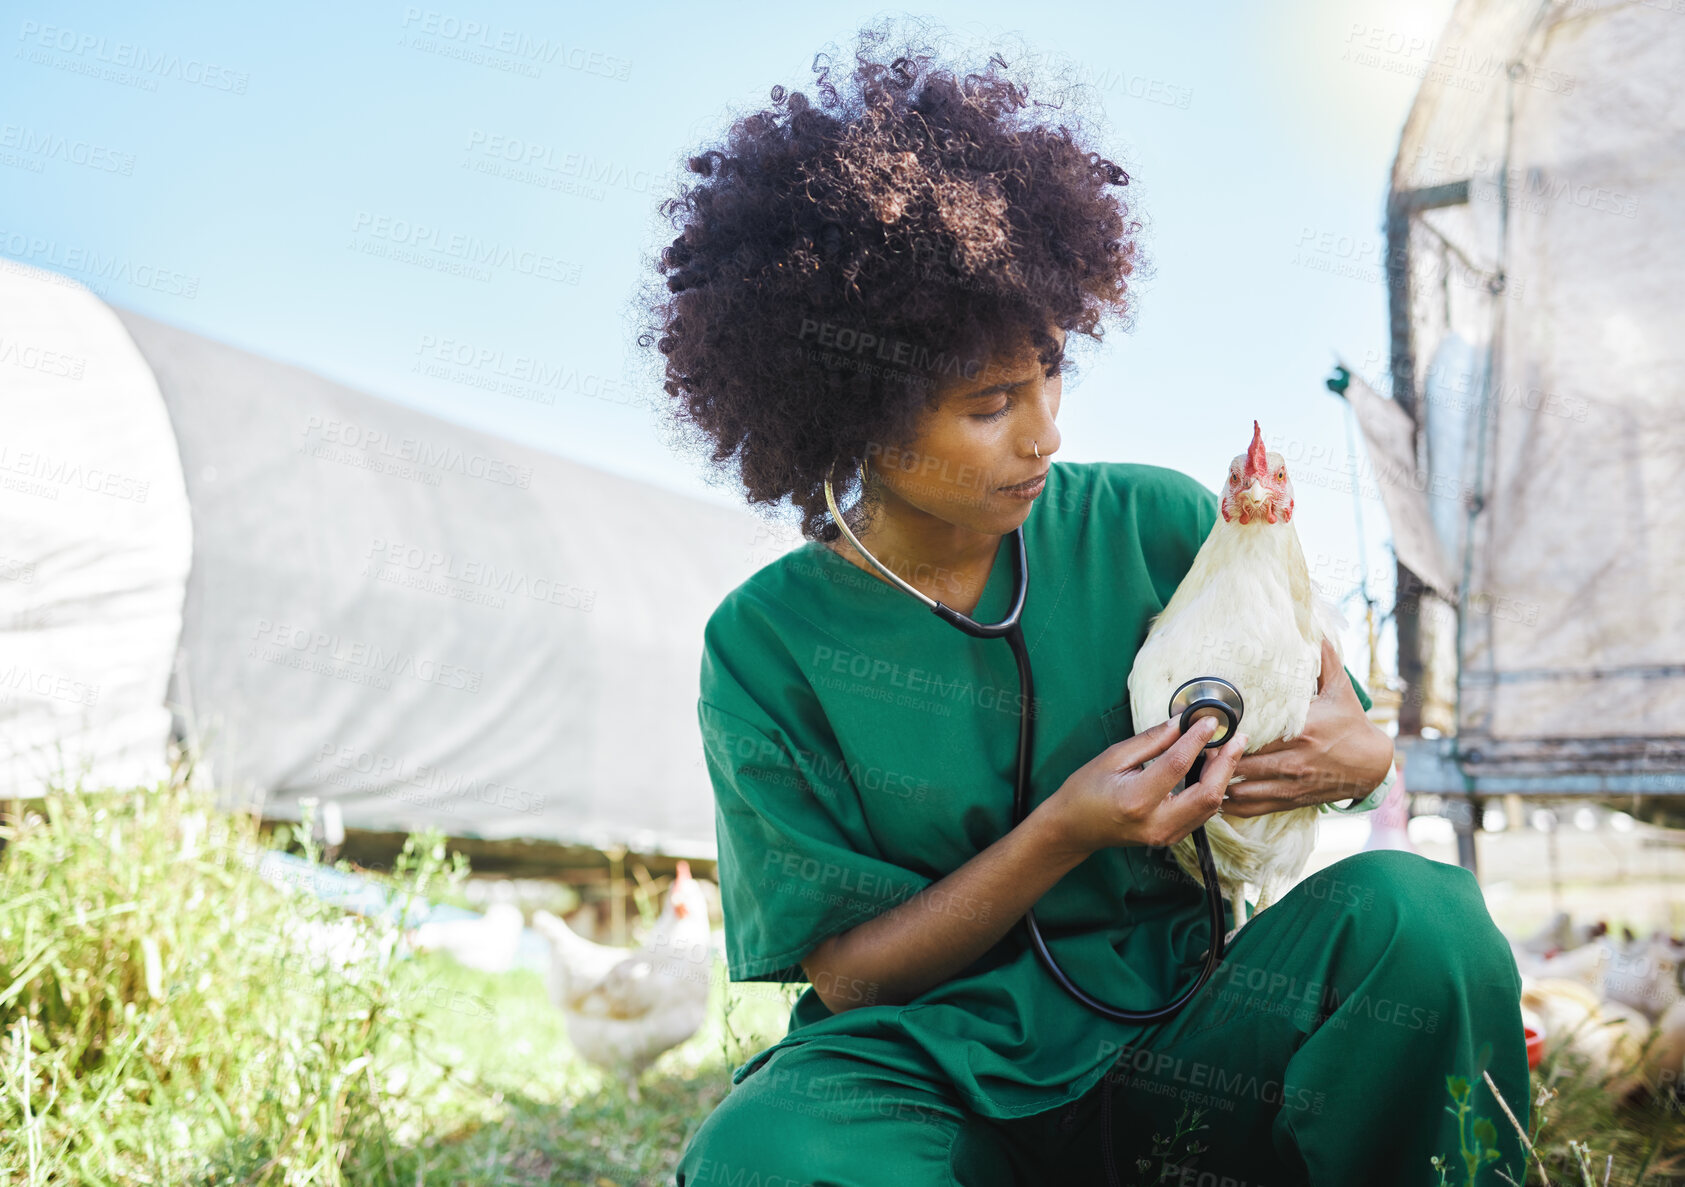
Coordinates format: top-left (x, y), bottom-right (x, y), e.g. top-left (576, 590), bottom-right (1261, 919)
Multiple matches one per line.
top-left (641, 18), bottom-right (1530, 1186)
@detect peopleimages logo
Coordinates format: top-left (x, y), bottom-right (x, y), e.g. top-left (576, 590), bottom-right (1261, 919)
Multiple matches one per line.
top-left (808, 643), bottom-right (1026, 717)
top-left (361, 539), bottom-right (597, 613)
top-left (412, 334), bottom-right (648, 409)
top-left (249, 618), bottom-right (483, 693)
top-left (399, 8), bottom-right (631, 81)
top-left (301, 415), bottom-right (532, 488)
top-left (0, 662), bottom-right (100, 708)
top-left (349, 212), bottom-right (582, 284)
top-left (0, 444), bottom-right (150, 502)
top-left (0, 124), bottom-right (136, 175)
top-left (0, 228), bottom-right (199, 298)
top-left (314, 742), bottom-right (545, 817)
top-left (462, 131), bottom-right (653, 194)
top-left (0, 334), bottom-right (86, 379)
top-left (15, 20), bottom-right (250, 93)
top-left (796, 318), bottom-right (995, 382)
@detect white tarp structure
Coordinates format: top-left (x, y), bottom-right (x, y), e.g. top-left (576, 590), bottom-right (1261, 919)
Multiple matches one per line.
top-left (0, 262), bottom-right (193, 796)
top-left (1362, 0), bottom-right (1685, 795)
top-left (1, 261), bottom-right (798, 855)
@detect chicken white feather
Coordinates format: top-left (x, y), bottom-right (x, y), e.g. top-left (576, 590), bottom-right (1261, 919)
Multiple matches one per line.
top-left (530, 861), bottom-right (714, 1100)
top-left (1128, 421), bottom-right (1354, 930)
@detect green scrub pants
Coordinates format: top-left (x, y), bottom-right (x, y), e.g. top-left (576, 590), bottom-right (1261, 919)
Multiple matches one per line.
top-left (674, 850), bottom-right (1531, 1186)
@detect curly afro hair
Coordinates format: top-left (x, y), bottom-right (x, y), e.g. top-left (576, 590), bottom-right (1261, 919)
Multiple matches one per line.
top-left (636, 17), bottom-right (1149, 542)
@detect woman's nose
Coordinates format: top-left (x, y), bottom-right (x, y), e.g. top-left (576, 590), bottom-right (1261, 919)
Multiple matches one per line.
top-left (1022, 375), bottom-right (1061, 457)
top-left (1025, 417), bottom-right (1060, 459)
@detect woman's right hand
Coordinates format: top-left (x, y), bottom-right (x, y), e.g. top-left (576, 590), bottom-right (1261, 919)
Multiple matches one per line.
top-left (1039, 715), bottom-right (1248, 861)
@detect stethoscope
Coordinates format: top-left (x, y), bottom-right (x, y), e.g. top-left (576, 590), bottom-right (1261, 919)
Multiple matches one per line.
top-left (824, 460), bottom-right (1241, 1022)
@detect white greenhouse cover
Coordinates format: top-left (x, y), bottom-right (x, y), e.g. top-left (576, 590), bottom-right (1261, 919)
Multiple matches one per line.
top-left (1, 261), bottom-right (801, 856)
top-left (1387, 0), bottom-right (1685, 779)
top-left (0, 262), bottom-right (193, 797)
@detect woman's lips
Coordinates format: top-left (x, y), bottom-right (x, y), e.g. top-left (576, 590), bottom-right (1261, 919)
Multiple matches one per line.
top-left (998, 472), bottom-right (1048, 499)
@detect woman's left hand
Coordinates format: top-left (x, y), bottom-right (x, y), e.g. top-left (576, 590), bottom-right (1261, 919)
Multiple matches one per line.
top-left (1220, 637), bottom-right (1395, 818)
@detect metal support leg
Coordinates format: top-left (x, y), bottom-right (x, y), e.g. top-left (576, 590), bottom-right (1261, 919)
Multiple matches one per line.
top-left (1453, 793), bottom-right (1480, 875)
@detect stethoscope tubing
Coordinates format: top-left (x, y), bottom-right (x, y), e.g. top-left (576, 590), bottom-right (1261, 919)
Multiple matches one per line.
top-left (988, 534), bottom-right (1227, 1024)
top-left (822, 471), bottom-right (1227, 1023)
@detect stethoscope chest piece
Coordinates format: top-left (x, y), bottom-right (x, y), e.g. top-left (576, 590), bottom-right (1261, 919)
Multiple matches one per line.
top-left (1169, 676), bottom-right (1244, 782)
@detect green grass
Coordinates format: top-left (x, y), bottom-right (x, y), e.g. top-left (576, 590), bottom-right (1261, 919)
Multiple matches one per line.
top-left (3, 761), bottom-right (1682, 1185)
top-left (1513, 1053), bottom-right (1685, 1186)
top-left (0, 763), bottom-right (798, 1186)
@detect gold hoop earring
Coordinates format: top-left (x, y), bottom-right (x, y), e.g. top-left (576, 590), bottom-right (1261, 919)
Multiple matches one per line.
top-left (823, 456), bottom-right (872, 531)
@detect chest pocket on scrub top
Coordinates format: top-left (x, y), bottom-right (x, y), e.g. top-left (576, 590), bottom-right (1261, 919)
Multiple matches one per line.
top-left (1100, 700), bottom-right (1134, 747)
top-left (1092, 698), bottom-right (1159, 890)
top-left (1096, 697), bottom-right (1207, 901)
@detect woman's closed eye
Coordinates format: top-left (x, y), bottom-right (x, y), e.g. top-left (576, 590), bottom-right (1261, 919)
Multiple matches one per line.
top-left (972, 358), bottom-right (1065, 422)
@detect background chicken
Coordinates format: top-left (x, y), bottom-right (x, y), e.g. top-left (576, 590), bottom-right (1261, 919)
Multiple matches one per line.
top-left (1521, 977), bottom-right (1654, 1098)
top-left (1128, 420), bottom-right (1354, 929)
top-left (530, 860), bottom-right (714, 1100)
top-left (1498, 914), bottom-right (1685, 1098)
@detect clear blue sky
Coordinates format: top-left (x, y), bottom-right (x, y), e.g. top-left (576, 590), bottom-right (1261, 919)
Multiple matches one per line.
top-left (0, 0), bottom-right (1457, 678)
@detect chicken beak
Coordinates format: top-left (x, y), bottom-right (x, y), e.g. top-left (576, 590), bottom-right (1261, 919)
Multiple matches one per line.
top-left (1240, 478), bottom-right (1269, 508)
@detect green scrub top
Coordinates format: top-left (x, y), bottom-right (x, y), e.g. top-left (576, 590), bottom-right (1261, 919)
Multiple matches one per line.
top-left (698, 461), bottom-right (1378, 1120)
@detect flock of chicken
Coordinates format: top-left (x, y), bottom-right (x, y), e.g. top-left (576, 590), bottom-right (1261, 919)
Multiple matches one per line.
top-left (411, 869), bottom-right (1685, 1105)
top-left (1511, 913), bottom-right (1685, 1098)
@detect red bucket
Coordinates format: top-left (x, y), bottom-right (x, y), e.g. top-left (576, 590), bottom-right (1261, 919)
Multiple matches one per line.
top-left (1525, 1025), bottom-right (1545, 1070)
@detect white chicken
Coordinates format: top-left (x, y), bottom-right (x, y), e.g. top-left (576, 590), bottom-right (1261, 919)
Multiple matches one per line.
top-left (1522, 929), bottom-right (1684, 1022)
top-left (1128, 420), bottom-right (1357, 928)
top-left (1510, 910), bottom-right (1609, 962)
top-left (1506, 920), bottom-right (1685, 1099)
top-left (1521, 976), bottom-right (1652, 1097)
top-left (530, 860), bottom-right (714, 1100)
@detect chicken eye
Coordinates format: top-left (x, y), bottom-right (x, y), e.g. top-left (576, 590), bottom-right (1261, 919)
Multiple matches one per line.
top-left (1274, 468), bottom-right (1285, 481)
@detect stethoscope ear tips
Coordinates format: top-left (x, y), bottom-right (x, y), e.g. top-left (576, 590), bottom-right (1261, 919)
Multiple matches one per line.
top-left (1168, 676), bottom-right (1244, 748)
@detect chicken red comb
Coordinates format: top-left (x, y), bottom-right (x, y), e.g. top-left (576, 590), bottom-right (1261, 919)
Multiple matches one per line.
top-left (671, 860), bottom-right (695, 918)
top-left (1246, 420), bottom-right (1268, 478)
